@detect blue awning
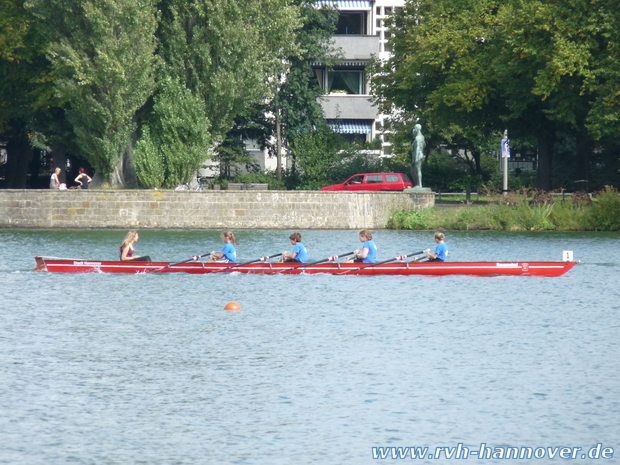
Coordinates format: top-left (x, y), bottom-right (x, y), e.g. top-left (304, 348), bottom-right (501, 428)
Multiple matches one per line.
top-left (318, 1), bottom-right (372, 10)
top-left (311, 60), bottom-right (368, 67)
top-left (327, 119), bottom-right (373, 134)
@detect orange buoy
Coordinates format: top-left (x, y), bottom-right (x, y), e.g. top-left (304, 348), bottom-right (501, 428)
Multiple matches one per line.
top-left (224, 302), bottom-right (241, 311)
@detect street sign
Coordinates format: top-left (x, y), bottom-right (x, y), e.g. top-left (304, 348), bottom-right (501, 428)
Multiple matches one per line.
top-left (501, 138), bottom-right (510, 158)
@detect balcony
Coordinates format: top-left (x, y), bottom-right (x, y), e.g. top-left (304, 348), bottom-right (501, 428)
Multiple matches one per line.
top-left (319, 94), bottom-right (378, 119)
top-left (331, 35), bottom-right (380, 60)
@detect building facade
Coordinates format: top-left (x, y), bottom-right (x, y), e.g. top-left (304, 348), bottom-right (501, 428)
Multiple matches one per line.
top-left (248, 0), bottom-right (405, 173)
top-left (316, 0), bottom-right (404, 155)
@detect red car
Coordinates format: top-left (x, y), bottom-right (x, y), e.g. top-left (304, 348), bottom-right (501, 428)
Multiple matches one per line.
top-left (320, 173), bottom-right (413, 191)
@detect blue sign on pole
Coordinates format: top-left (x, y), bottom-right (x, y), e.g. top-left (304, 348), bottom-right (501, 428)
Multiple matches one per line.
top-left (501, 138), bottom-right (510, 158)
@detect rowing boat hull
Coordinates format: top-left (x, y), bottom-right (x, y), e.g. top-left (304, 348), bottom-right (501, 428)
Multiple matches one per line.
top-left (33, 257), bottom-right (577, 277)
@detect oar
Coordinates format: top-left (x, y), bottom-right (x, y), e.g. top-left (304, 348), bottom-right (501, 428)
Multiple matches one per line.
top-left (149, 252), bottom-right (211, 273)
top-left (338, 250), bottom-right (426, 275)
top-left (212, 253), bottom-right (283, 273)
top-left (280, 251), bottom-right (356, 272)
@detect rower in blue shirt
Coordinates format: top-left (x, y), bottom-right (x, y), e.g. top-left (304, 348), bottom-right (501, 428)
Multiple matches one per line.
top-left (349, 229), bottom-right (377, 263)
top-left (425, 232), bottom-right (448, 262)
top-left (282, 232), bottom-right (307, 263)
top-left (208, 231), bottom-right (237, 263)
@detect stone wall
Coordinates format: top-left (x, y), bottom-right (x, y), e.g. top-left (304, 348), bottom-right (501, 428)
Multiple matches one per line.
top-left (0, 189), bottom-right (434, 229)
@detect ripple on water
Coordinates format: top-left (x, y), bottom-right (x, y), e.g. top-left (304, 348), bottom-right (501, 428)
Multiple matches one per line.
top-left (0, 230), bottom-right (619, 464)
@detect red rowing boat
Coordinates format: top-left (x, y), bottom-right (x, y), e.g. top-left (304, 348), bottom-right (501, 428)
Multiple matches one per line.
top-left (33, 256), bottom-right (577, 277)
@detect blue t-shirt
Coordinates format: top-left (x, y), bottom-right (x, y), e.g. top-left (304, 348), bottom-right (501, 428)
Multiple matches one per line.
top-left (222, 243), bottom-right (236, 262)
top-left (292, 242), bottom-right (307, 263)
top-left (434, 242), bottom-right (448, 261)
top-left (362, 240), bottom-right (377, 263)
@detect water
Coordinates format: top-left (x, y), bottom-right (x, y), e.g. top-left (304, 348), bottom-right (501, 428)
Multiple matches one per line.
top-left (1, 229), bottom-right (619, 464)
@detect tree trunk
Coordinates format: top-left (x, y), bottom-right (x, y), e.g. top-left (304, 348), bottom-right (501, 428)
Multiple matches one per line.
top-left (276, 108), bottom-right (282, 181)
top-left (574, 128), bottom-right (591, 192)
top-left (536, 127), bottom-right (555, 191)
top-left (106, 132), bottom-right (138, 188)
top-left (5, 128), bottom-right (32, 189)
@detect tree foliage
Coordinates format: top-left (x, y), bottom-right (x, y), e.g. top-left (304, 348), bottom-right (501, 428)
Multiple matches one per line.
top-left (2, 0), bottom-right (304, 188)
top-left (134, 77), bottom-right (211, 188)
top-left (372, 0), bottom-right (620, 191)
top-left (25, 0), bottom-right (159, 186)
top-left (217, 0), bottom-right (339, 180)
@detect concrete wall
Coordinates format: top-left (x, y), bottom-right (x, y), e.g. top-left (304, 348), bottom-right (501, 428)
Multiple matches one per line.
top-left (331, 35), bottom-right (380, 59)
top-left (319, 95), bottom-right (378, 120)
top-left (0, 189), bottom-right (434, 230)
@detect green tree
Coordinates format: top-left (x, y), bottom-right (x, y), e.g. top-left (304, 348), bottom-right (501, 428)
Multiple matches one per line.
top-left (215, 0), bottom-right (338, 182)
top-left (144, 0), bottom-right (301, 186)
top-left (275, 0), bottom-right (339, 177)
top-left (134, 77), bottom-right (211, 188)
top-left (26, 0), bottom-right (159, 187)
top-left (372, 0), bottom-right (620, 191)
top-left (0, 0), bottom-right (60, 188)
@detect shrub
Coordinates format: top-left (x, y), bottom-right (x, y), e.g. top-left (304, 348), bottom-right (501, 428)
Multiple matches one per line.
top-left (387, 210), bottom-right (429, 230)
top-left (231, 172), bottom-right (287, 190)
top-left (590, 186), bottom-right (620, 231)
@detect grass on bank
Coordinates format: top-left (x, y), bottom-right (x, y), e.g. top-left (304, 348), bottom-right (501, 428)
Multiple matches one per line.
top-left (388, 186), bottom-right (620, 231)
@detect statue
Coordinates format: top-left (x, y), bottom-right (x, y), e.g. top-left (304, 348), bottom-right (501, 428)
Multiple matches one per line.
top-left (411, 123), bottom-right (425, 188)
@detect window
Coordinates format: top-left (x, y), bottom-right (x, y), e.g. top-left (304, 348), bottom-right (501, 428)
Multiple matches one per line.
top-left (366, 175), bottom-right (383, 183)
top-left (386, 175), bottom-right (399, 182)
top-left (328, 70), bottom-right (364, 94)
top-left (336, 12), bottom-right (366, 34)
top-left (341, 133), bottom-right (366, 144)
top-left (347, 175), bottom-right (364, 185)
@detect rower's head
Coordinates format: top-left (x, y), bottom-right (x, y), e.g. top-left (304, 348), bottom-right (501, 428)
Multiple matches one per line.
top-left (121, 231), bottom-right (139, 250)
top-left (222, 231), bottom-right (237, 245)
top-left (289, 232), bottom-right (302, 244)
top-left (359, 229), bottom-right (373, 241)
top-left (434, 232), bottom-right (445, 242)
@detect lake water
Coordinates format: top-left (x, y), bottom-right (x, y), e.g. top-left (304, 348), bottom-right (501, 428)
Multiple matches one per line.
top-left (1, 229), bottom-right (619, 464)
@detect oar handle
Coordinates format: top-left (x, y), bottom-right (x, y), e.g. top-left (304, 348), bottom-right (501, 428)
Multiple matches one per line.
top-left (341, 251), bottom-right (425, 274)
top-left (215, 253), bottom-right (284, 273)
top-left (282, 251), bottom-right (355, 272)
top-left (150, 252), bottom-right (210, 273)
top-left (327, 252), bottom-right (354, 261)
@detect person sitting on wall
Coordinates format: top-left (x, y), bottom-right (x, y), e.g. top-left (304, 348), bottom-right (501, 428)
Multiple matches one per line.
top-left (74, 168), bottom-right (92, 189)
top-left (50, 167), bottom-right (61, 189)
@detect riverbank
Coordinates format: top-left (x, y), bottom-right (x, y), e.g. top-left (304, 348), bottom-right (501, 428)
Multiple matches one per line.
top-left (388, 187), bottom-right (620, 231)
top-left (0, 188), bottom-right (434, 230)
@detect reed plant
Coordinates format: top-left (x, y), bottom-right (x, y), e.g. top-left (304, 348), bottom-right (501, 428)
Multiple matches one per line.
top-left (389, 187), bottom-right (620, 231)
